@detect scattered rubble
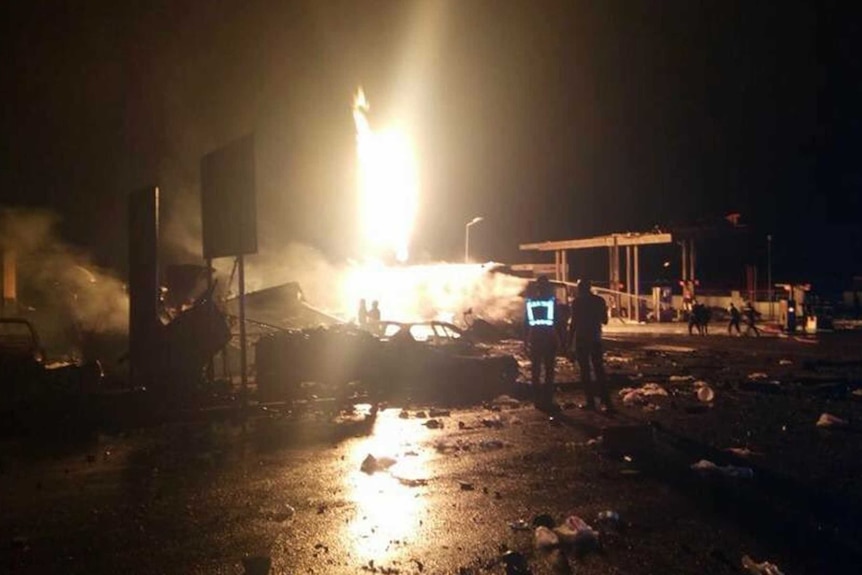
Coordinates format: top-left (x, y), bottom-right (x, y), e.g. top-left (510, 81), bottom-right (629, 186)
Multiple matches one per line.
top-left (360, 454), bottom-right (398, 474)
top-left (816, 412), bottom-right (849, 428)
top-left (619, 383), bottom-right (669, 405)
top-left (691, 459), bottom-right (754, 479)
top-left (395, 477), bottom-right (428, 487)
top-left (694, 381), bottom-right (715, 402)
top-left (534, 525), bottom-right (559, 548)
top-left (723, 447), bottom-right (759, 458)
top-left (490, 395), bottom-right (521, 408)
top-left (742, 554), bottom-right (785, 575)
top-left (242, 555), bottom-right (272, 575)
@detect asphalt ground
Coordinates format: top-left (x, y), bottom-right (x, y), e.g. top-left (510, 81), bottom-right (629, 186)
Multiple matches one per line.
top-left (1, 328), bottom-right (861, 574)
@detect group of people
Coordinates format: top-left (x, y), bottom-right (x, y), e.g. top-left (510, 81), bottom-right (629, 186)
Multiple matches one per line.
top-left (524, 276), bottom-right (611, 412)
top-left (688, 300), bottom-right (761, 336)
top-left (727, 301), bottom-right (761, 336)
top-left (524, 277), bottom-right (768, 412)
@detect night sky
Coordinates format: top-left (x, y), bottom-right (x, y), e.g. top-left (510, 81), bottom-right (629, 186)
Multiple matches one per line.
top-left (1, 1), bottom-right (859, 291)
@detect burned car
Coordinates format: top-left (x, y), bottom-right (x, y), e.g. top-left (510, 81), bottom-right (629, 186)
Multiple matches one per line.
top-left (0, 317), bottom-right (102, 408)
top-left (256, 320), bottom-right (518, 406)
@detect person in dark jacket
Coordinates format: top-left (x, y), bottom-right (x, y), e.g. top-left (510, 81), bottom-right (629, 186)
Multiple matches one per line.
top-left (743, 302), bottom-right (760, 336)
top-left (728, 302), bottom-right (742, 335)
top-left (569, 279), bottom-right (612, 412)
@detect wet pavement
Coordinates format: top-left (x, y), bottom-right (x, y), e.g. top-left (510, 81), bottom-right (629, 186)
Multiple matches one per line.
top-left (2, 330), bottom-right (862, 574)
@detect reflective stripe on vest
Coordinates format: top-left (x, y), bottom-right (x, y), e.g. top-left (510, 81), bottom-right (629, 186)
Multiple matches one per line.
top-left (526, 298), bottom-right (555, 326)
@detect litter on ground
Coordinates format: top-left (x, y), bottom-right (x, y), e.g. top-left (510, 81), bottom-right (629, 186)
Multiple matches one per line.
top-left (619, 383), bottom-right (669, 405)
top-left (816, 412), bottom-right (849, 428)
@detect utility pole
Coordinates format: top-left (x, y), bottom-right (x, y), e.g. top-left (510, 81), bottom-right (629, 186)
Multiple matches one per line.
top-left (464, 216), bottom-right (484, 263)
top-left (767, 234), bottom-right (773, 320)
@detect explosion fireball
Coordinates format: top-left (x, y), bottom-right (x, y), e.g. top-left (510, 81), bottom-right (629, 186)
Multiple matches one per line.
top-left (342, 88), bottom-right (527, 324)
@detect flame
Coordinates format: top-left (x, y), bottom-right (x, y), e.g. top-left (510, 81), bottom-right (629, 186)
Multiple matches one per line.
top-left (353, 88), bottom-right (418, 263)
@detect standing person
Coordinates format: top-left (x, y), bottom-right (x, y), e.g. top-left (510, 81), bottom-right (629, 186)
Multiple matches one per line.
top-left (569, 279), bottom-right (612, 412)
top-left (728, 302), bottom-right (742, 335)
top-left (524, 276), bottom-right (560, 409)
top-left (368, 300), bottom-right (381, 335)
top-left (688, 301), bottom-right (701, 335)
top-left (357, 299), bottom-right (369, 329)
top-left (743, 302), bottom-right (761, 336)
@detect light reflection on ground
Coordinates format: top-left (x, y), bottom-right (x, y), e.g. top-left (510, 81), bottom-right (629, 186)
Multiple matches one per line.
top-left (344, 407), bottom-right (434, 562)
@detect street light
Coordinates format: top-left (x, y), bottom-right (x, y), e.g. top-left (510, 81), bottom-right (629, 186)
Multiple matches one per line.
top-left (464, 216), bottom-right (484, 263)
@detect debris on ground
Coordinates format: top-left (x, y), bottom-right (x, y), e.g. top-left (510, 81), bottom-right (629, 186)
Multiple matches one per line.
top-left (360, 454), bottom-right (398, 474)
top-left (723, 447), bottom-right (759, 458)
top-left (779, 359), bottom-right (793, 366)
top-left (424, 419), bottom-right (443, 429)
top-left (480, 415), bottom-right (505, 428)
top-left (428, 408), bottom-right (451, 418)
top-left (395, 476), bottom-right (428, 487)
top-left (435, 439), bottom-right (471, 453)
top-left (554, 515), bottom-right (600, 550)
top-left (500, 550), bottom-right (530, 575)
top-left (508, 519), bottom-right (531, 531)
top-left (816, 412), bottom-right (849, 428)
top-left (619, 383), bottom-right (669, 405)
top-left (263, 503), bottom-right (296, 522)
top-left (595, 510), bottom-right (621, 532)
top-left (532, 513), bottom-right (556, 528)
top-left (534, 525), bottom-right (559, 548)
top-left (643, 344), bottom-right (695, 353)
top-left (691, 459), bottom-right (754, 479)
top-left (669, 374), bottom-right (695, 383)
top-left (479, 439), bottom-right (506, 450)
top-left (242, 555), bottom-right (272, 575)
top-left (748, 372), bottom-right (769, 381)
top-left (491, 395), bottom-right (521, 408)
top-left (742, 554), bottom-right (785, 575)
top-left (458, 480), bottom-right (475, 491)
top-left (694, 381), bottom-right (715, 403)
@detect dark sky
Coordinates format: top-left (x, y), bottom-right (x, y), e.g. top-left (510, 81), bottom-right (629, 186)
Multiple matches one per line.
top-left (1, 1), bottom-right (859, 289)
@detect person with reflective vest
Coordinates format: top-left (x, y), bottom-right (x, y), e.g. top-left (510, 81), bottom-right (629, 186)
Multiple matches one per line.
top-left (524, 275), bottom-right (560, 408)
top-left (569, 279), bottom-right (612, 412)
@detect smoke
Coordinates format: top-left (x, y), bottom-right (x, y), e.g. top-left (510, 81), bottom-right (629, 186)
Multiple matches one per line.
top-left (212, 243), bottom-right (342, 308)
top-left (0, 208), bottom-right (129, 335)
top-left (211, 244), bottom-right (527, 327)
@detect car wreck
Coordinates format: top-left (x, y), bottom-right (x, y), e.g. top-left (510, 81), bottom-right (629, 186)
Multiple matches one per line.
top-left (0, 317), bottom-right (103, 409)
top-left (255, 319), bottom-right (518, 406)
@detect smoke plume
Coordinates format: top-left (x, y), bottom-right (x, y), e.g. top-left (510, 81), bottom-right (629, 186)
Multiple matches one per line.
top-left (0, 208), bottom-right (129, 335)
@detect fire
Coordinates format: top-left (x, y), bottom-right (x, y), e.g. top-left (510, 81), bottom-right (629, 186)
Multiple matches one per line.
top-left (353, 88), bottom-right (418, 263)
top-left (340, 261), bottom-right (527, 325)
top-left (336, 88), bottom-right (525, 326)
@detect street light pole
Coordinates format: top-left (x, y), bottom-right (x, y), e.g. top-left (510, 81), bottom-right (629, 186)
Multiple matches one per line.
top-left (464, 216), bottom-right (484, 263)
top-left (767, 234), bottom-right (773, 320)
